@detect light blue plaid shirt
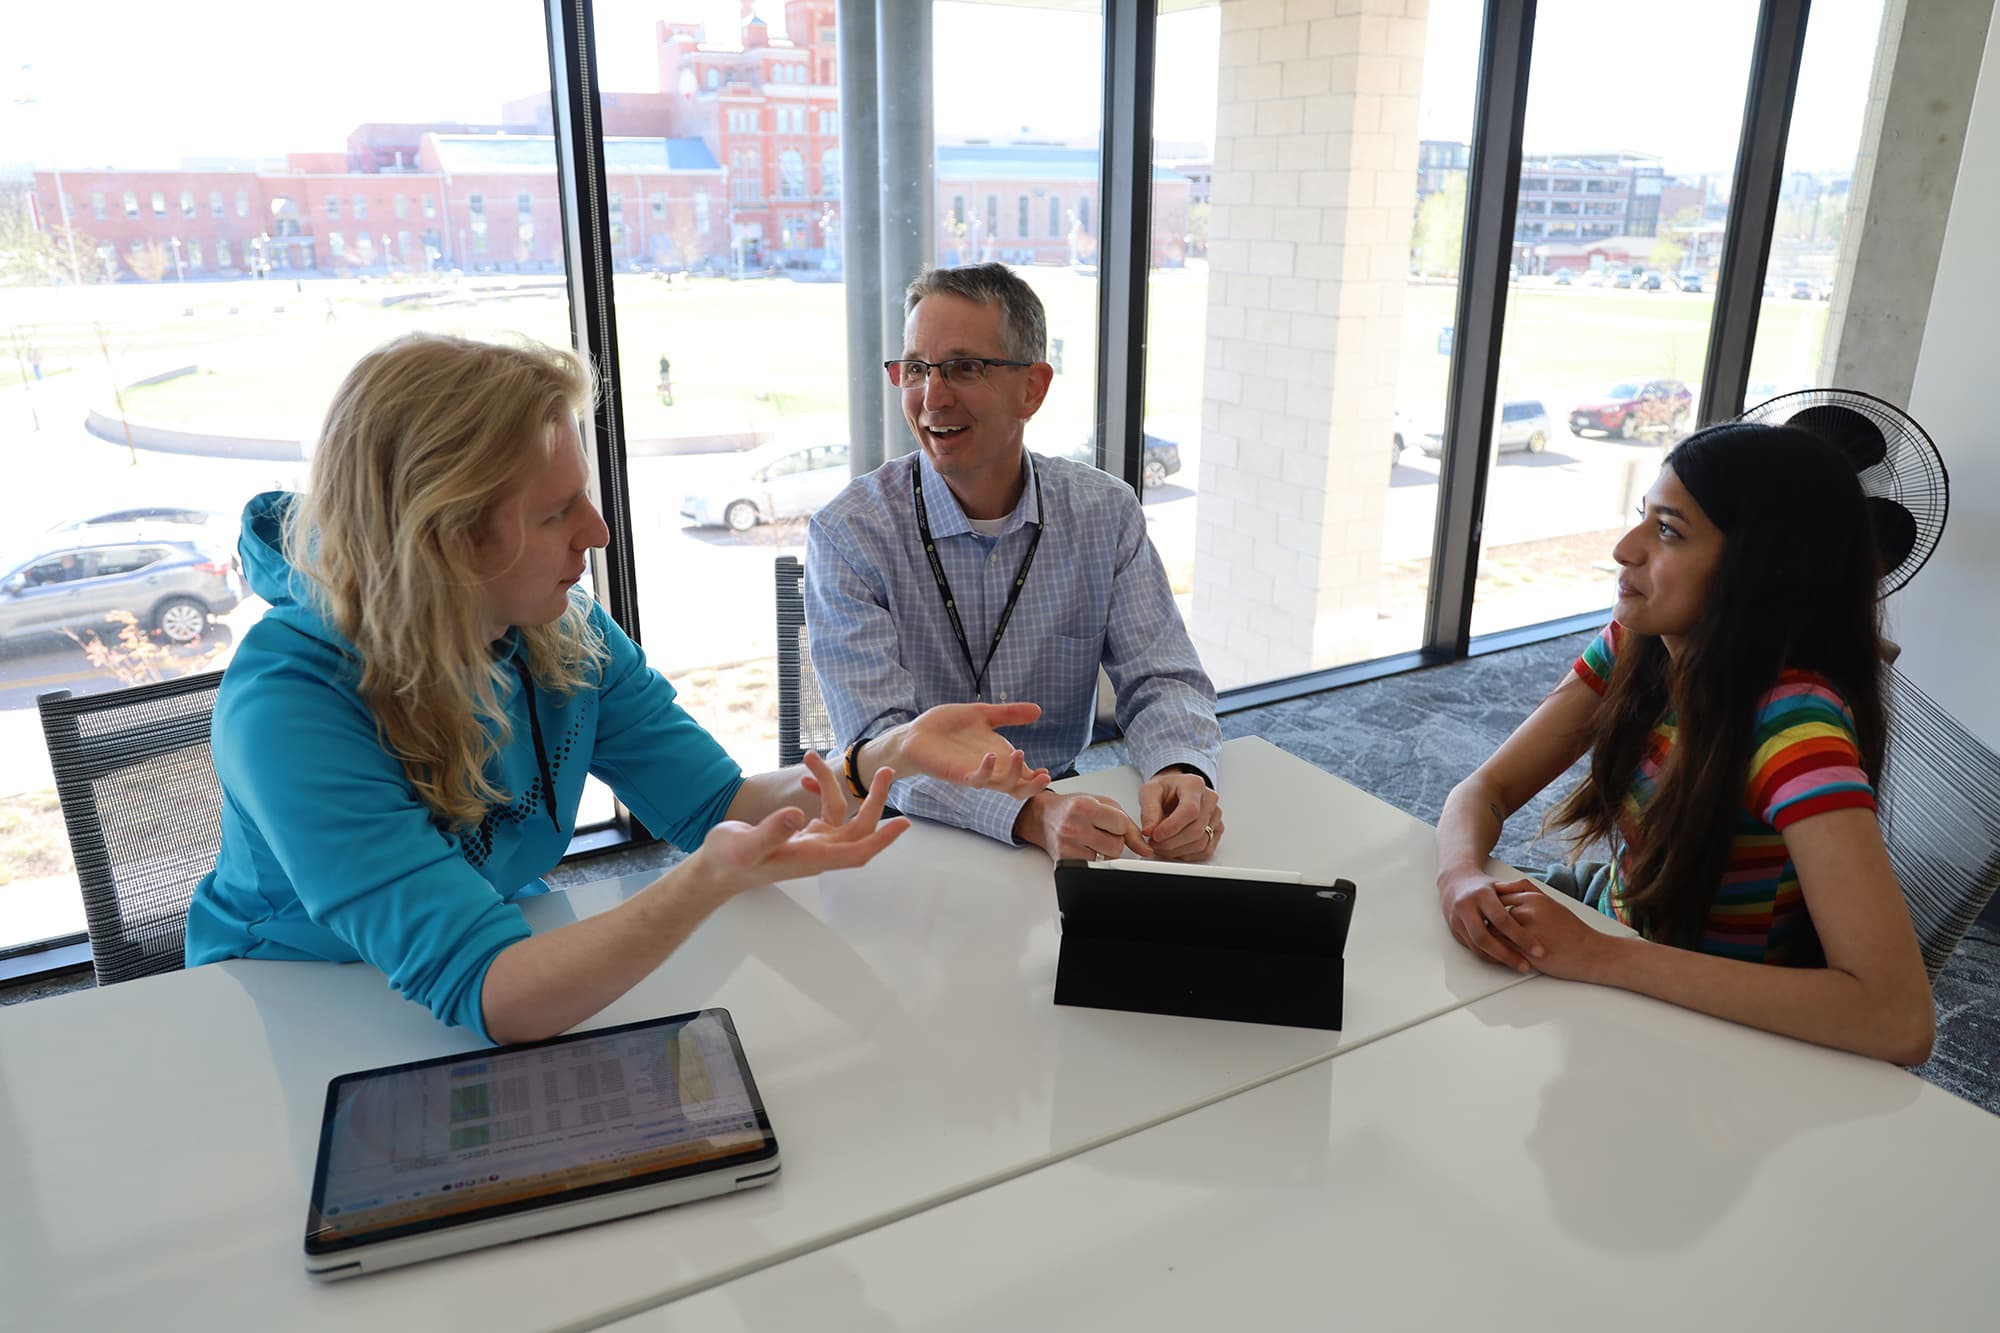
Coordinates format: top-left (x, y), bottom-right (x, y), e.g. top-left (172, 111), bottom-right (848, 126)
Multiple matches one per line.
top-left (805, 448), bottom-right (1220, 843)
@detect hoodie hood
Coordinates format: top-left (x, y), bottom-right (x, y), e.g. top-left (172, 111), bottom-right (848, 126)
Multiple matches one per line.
top-left (238, 491), bottom-right (346, 652)
top-left (238, 491), bottom-right (531, 667)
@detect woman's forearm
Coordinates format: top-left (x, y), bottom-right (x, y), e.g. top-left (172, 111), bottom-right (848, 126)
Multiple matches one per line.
top-left (1436, 778), bottom-right (1508, 887)
top-left (479, 859), bottom-right (734, 1044)
top-left (1589, 934), bottom-right (1936, 1065)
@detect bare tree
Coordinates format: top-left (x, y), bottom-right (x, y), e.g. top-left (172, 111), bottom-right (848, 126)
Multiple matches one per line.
top-left (127, 240), bottom-right (171, 283)
top-left (0, 181), bottom-right (108, 286)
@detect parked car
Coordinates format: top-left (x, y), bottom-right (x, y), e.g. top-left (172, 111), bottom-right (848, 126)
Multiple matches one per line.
top-left (1553, 269), bottom-right (1573, 286)
top-left (1790, 277), bottom-right (1817, 300)
top-left (680, 440), bottom-right (852, 532)
top-left (1392, 409), bottom-right (1420, 462)
top-left (1638, 271), bottom-right (1664, 290)
top-left (1611, 271), bottom-right (1634, 289)
top-left (1745, 380), bottom-right (1810, 410)
top-left (50, 505), bottom-right (221, 531)
top-left (1567, 378), bottom-right (1693, 439)
top-left (1060, 433), bottom-right (1182, 488)
top-left (0, 525), bottom-right (242, 645)
top-left (1676, 270), bottom-right (1704, 293)
top-left (1495, 399), bottom-right (1553, 453)
top-left (1410, 399), bottom-right (1552, 458)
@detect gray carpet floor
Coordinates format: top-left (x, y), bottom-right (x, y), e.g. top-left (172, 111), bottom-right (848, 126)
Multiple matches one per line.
top-left (7, 631), bottom-right (1995, 1111)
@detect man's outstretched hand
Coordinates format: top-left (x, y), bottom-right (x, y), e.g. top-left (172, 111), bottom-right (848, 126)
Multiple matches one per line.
top-left (867, 702), bottom-right (1051, 801)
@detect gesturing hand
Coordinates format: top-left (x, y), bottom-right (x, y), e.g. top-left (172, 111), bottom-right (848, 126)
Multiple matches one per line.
top-left (887, 701), bottom-right (1052, 800)
top-left (695, 752), bottom-right (911, 898)
top-left (1139, 769), bottom-right (1222, 862)
top-left (1438, 871), bottom-right (1546, 974)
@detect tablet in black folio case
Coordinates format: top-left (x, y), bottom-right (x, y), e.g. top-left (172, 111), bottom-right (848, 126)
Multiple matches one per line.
top-left (1052, 860), bottom-right (1356, 1030)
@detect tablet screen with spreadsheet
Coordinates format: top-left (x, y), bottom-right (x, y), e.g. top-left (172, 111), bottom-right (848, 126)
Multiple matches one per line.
top-left (304, 1008), bottom-right (779, 1276)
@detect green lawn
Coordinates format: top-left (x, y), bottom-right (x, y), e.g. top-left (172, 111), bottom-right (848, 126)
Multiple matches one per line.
top-left (49, 271), bottom-right (1834, 443)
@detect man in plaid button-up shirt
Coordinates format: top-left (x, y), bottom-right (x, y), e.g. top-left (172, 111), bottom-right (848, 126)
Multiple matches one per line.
top-left (806, 264), bottom-right (1224, 862)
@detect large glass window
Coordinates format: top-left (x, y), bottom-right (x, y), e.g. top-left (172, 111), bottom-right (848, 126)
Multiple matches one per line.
top-left (939, 0), bottom-right (1105, 560)
top-left (1746, 0), bottom-right (1889, 404)
top-left (2, 2), bottom-right (581, 961)
top-left (593, 0), bottom-right (1101, 770)
top-left (1466, 0), bottom-right (1759, 639)
top-left (596, 0), bottom-right (846, 770)
top-left (1144, 0), bottom-right (1480, 690)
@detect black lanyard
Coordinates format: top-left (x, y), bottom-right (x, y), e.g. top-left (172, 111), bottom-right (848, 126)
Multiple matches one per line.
top-left (912, 460), bottom-right (1045, 701)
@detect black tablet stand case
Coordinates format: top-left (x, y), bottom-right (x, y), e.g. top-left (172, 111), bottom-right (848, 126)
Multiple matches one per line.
top-left (1052, 860), bottom-right (1355, 1029)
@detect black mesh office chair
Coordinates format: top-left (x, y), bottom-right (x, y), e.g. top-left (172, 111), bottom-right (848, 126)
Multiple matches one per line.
top-left (37, 672), bottom-right (225, 985)
top-left (1879, 666), bottom-right (2000, 979)
top-left (775, 556), bottom-right (837, 768)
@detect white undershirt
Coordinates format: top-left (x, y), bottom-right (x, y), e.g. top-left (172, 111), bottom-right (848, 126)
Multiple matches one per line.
top-left (965, 515), bottom-right (1010, 538)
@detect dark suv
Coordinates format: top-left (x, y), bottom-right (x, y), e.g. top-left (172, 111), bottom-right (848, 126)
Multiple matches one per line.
top-left (0, 525), bottom-right (242, 645)
top-left (1064, 434), bottom-right (1182, 488)
top-left (1568, 378), bottom-right (1692, 439)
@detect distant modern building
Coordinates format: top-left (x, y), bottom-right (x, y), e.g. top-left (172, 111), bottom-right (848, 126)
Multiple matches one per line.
top-left (1512, 151), bottom-right (1665, 248)
top-left (1417, 139), bottom-right (1469, 200)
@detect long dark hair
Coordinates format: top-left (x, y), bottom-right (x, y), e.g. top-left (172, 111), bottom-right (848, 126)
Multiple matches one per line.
top-left (1547, 421), bottom-right (1887, 947)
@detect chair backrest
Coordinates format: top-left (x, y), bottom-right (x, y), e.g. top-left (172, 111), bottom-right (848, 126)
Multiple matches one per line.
top-left (37, 671), bottom-right (226, 986)
top-left (1879, 666), bottom-right (2000, 979)
top-left (776, 556), bottom-right (837, 768)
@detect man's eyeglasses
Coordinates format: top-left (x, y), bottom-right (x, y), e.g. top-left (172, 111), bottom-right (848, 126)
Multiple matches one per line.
top-left (883, 357), bottom-right (1033, 388)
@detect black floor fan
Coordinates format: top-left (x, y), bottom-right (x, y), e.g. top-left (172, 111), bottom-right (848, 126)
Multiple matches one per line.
top-left (1737, 387), bottom-right (1949, 596)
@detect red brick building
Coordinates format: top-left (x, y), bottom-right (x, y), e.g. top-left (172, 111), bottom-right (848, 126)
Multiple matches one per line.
top-left (28, 3), bottom-right (1184, 279)
top-left (936, 143), bottom-right (1189, 269)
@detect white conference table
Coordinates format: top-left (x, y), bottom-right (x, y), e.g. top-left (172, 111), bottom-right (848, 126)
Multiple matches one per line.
top-left (1, 737), bottom-right (1535, 1332)
top-left (627, 980), bottom-right (2000, 1332)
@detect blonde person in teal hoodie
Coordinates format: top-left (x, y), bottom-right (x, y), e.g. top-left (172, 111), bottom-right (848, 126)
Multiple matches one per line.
top-left (185, 333), bottom-right (1050, 1044)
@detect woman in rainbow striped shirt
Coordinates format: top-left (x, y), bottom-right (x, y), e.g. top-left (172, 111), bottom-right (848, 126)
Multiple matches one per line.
top-left (1434, 421), bottom-right (1934, 1064)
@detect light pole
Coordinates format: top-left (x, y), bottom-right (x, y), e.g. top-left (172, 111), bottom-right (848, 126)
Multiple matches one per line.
top-left (819, 204), bottom-right (839, 272)
top-left (168, 235), bottom-right (184, 283)
top-left (11, 71), bottom-right (85, 286)
top-left (722, 166), bottom-right (741, 281)
top-left (382, 232), bottom-right (393, 273)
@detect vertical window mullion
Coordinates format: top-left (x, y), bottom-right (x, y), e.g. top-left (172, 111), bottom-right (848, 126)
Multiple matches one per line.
top-left (1699, 0), bottom-right (1811, 426)
top-left (1093, 0), bottom-right (1155, 491)
top-left (1423, 0), bottom-right (1536, 660)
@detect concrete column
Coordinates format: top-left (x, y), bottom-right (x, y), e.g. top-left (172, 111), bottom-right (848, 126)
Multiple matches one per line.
top-left (876, 0), bottom-right (935, 459)
top-left (1191, 0), bottom-right (1427, 689)
top-left (1821, 0), bottom-right (1994, 404)
top-left (839, 0), bottom-right (886, 473)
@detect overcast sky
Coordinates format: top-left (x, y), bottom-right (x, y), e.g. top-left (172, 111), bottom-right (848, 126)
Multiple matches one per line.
top-left (4, 0), bottom-right (1882, 176)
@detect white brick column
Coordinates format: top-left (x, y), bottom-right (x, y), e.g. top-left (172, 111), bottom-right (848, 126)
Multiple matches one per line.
top-left (1192, 0), bottom-right (1427, 689)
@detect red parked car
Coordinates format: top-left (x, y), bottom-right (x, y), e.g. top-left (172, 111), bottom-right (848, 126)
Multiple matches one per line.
top-left (1567, 378), bottom-right (1692, 439)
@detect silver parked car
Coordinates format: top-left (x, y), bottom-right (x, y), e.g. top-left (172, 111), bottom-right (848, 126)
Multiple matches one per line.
top-left (681, 441), bottom-right (852, 533)
top-left (0, 525), bottom-right (242, 644)
top-left (1410, 399), bottom-right (1553, 457)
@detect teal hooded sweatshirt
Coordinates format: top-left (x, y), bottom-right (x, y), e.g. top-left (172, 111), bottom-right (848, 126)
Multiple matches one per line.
top-left (184, 493), bottom-right (745, 1041)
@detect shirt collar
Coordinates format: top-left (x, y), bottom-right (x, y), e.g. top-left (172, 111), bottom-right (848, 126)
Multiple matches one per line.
top-left (915, 450), bottom-right (1043, 539)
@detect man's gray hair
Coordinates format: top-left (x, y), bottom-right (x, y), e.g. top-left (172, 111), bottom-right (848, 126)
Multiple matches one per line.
top-left (903, 263), bottom-right (1048, 363)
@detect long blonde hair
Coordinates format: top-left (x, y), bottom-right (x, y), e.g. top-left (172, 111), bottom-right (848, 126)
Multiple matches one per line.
top-left (287, 332), bottom-right (607, 830)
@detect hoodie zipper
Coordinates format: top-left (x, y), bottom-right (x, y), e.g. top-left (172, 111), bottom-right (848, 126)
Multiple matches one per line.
top-left (511, 655), bottom-right (562, 834)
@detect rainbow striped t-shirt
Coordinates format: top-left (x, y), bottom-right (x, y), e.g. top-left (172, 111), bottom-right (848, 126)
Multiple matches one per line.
top-left (1572, 622), bottom-right (1878, 964)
